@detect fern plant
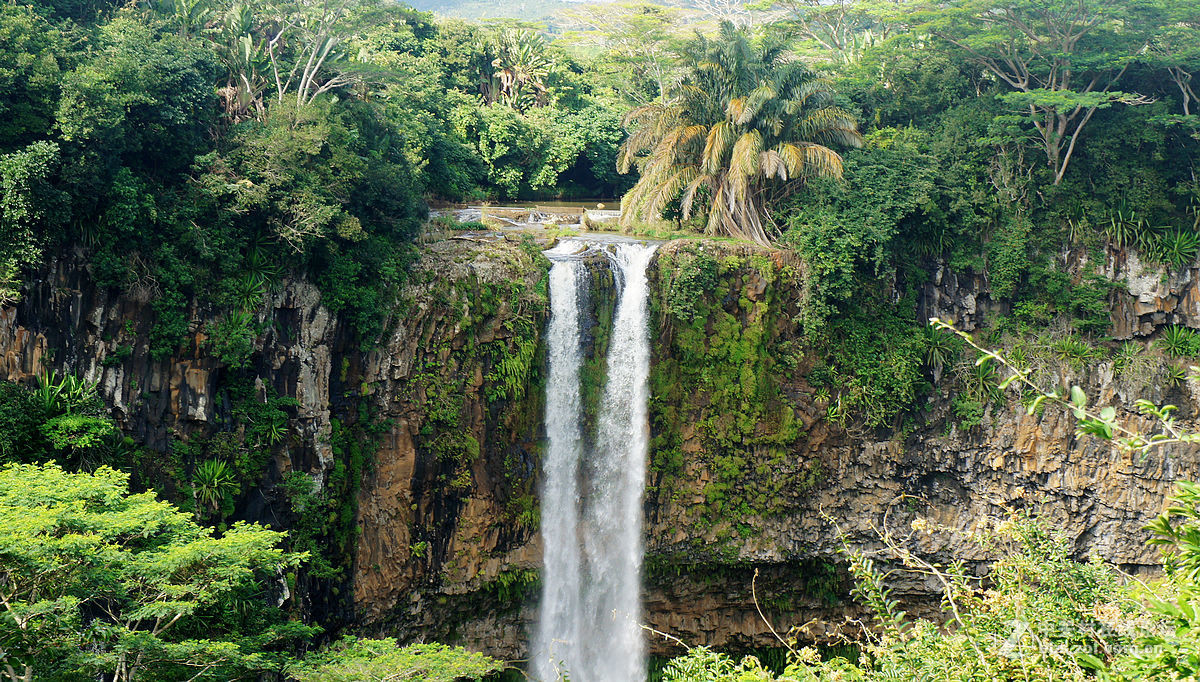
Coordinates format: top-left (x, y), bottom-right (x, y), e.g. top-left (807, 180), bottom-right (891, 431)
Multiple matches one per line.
top-left (485, 336), bottom-right (537, 403)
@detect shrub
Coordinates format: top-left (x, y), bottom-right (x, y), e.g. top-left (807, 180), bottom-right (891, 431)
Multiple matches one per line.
top-left (1113, 340), bottom-right (1143, 374)
top-left (291, 638), bottom-right (503, 682)
top-left (206, 310), bottom-right (257, 369)
top-left (824, 309), bottom-right (928, 428)
top-left (1109, 483), bottom-right (1200, 679)
top-left (1155, 325), bottom-right (1200, 357)
top-left (40, 413), bottom-right (115, 451)
top-left (959, 356), bottom-right (999, 402)
top-left (664, 248), bottom-right (720, 325)
top-left (951, 394), bottom-right (984, 429)
top-left (0, 382), bottom-right (44, 463)
top-left (1051, 335), bottom-right (1104, 369)
top-left (1156, 229), bottom-right (1199, 269)
top-left (923, 325), bottom-right (962, 379)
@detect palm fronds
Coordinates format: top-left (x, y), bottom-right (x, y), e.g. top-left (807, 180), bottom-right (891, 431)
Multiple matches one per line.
top-left (617, 21), bottom-right (863, 245)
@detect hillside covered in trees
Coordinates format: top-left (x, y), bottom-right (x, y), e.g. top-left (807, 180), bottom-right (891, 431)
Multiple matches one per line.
top-left (2, 0), bottom-right (1200, 679)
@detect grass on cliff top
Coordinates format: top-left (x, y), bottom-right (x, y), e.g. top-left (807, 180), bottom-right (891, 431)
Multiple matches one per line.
top-left (622, 217), bottom-right (769, 245)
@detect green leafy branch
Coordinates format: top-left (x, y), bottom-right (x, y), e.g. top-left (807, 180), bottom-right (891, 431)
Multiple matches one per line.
top-left (931, 318), bottom-right (1200, 455)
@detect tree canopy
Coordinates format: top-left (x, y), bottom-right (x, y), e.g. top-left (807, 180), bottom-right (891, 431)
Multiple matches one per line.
top-left (0, 462), bottom-right (306, 681)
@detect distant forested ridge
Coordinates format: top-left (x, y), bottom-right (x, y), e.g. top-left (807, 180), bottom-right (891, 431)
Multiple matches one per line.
top-left (405, 0), bottom-right (587, 20)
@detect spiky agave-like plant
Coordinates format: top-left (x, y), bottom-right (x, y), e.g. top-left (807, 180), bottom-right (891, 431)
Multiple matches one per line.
top-left (617, 21), bottom-right (863, 245)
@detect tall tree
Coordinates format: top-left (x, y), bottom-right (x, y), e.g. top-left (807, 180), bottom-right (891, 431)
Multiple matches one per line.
top-left (684, 0), bottom-right (753, 27)
top-left (618, 22), bottom-right (862, 245)
top-left (0, 143), bottom-right (66, 306)
top-left (762, 0), bottom-right (905, 64)
top-left (922, 0), bottom-right (1155, 185)
top-left (1144, 0), bottom-right (1200, 118)
top-left (0, 5), bottom-right (64, 150)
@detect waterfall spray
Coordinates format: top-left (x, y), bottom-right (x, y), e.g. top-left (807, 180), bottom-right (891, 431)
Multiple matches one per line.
top-left (532, 242), bottom-right (586, 681)
top-left (533, 240), bottom-right (657, 682)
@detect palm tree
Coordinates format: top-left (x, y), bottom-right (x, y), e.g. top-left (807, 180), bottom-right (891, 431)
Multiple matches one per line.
top-left (618, 22), bottom-right (863, 245)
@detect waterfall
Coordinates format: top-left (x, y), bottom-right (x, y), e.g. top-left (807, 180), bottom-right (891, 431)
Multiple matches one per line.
top-left (533, 242), bottom-right (586, 681)
top-left (533, 240), bottom-right (658, 682)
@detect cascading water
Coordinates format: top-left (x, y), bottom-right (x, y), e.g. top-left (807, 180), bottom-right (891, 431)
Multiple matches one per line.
top-left (533, 242), bottom-right (586, 681)
top-left (533, 239), bottom-right (658, 682)
top-left (579, 243), bottom-right (657, 681)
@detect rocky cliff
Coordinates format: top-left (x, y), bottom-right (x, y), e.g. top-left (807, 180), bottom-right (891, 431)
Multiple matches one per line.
top-left (0, 237), bottom-right (555, 638)
top-left (2, 237), bottom-right (1199, 660)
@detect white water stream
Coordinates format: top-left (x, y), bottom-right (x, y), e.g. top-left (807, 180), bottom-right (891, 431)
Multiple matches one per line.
top-left (532, 240), bottom-right (658, 682)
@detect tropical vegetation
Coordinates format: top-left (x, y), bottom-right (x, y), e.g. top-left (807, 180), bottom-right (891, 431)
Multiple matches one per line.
top-left (657, 325), bottom-right (1200, 681)
top-left (1, 0), bottom-right (1200, 678)
top-left (618, 20), bottom-right (862, 244)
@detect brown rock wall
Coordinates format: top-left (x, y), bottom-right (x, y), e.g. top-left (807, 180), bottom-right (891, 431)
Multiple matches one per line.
top-left (3, 238), bottom-right (1200, 662)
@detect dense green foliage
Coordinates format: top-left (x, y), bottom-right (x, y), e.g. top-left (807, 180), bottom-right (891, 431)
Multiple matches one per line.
top-left (4, 0), bottom-right (1197, 446)
top-left (656, 331), bottom-right (1200, 681)
top-left (0, 385), bottom-right (503, 679)
top-left (0, 0), bottom-right (632, 350)
top-left (291, 638), bottom-right (503, 681)
top-left (0, 461), bottom-right (309, 681)
top-left (667, 479), bottom-right (1195, 682)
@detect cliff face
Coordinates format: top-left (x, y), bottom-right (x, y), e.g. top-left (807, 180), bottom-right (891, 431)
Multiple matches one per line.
top-left (637, 241), bottom-right (1200, 651)
top-left (2, 237), bottom-right (1199, 660)
top-left (0, 238), bottom-right (555, 640)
